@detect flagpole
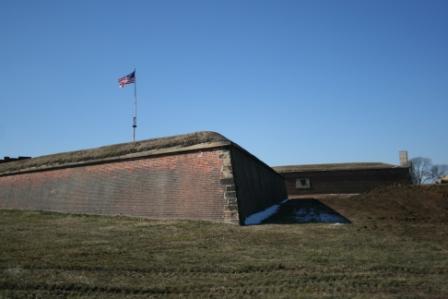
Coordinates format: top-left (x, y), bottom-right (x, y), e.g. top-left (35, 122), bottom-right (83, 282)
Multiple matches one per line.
top-left (133, 69), bottom-right (137, 142)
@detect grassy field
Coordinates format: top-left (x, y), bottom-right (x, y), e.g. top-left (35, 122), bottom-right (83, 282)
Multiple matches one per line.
top-left (1, 185), bottom-right (448, 298)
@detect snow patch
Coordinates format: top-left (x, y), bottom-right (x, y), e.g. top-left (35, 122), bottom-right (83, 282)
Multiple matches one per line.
top-left (294, 208), bottom-right (347, 223)
top-left (244, 199), bottom-right (288, 225)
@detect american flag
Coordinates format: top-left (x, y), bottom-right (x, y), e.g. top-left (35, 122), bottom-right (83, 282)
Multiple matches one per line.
top-left (118, 70), bottom-right (136, 88)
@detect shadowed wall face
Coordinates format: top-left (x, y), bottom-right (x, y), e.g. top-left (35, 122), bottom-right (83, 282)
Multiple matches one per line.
top-left (0, 149), bottom-right (238, 223)
top-left (230, 147), bottom-right (287, 224)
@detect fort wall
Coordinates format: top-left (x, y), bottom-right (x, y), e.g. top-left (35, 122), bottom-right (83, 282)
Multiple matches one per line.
top-left (231, 147), bottom-right (287, 223)
top-left (0, 131), bottom-right (286, 224)
top-left (279, 167), bottom-right (411, 198)
top-left (0, 148), bottom-right (241, 222)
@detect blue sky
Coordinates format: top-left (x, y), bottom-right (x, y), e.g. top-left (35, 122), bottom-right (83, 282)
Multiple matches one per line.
top-left (1, 0), bottom-right (447, 166)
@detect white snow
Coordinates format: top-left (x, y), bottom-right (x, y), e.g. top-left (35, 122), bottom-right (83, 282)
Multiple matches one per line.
top-left (244, 199), bottom-right (288, 225)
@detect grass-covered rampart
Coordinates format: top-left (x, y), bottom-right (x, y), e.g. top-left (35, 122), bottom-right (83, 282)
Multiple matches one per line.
top-left (1, 185), bottom-right (448, 298)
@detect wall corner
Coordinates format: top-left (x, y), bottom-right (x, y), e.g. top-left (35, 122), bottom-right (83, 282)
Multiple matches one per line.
top-left (219, 149), bottom-right (240, 224)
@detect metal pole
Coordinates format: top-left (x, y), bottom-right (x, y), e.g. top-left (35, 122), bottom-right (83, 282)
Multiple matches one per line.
top-left (133, 69), bottom-right (137, 142)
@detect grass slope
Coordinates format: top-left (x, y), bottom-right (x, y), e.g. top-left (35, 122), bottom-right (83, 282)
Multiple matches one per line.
top-left (1, 185), bottom-right (448, 298)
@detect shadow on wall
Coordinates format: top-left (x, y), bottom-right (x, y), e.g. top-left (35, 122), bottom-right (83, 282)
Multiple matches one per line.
top-left (263, 199), bottom-right (351, 224)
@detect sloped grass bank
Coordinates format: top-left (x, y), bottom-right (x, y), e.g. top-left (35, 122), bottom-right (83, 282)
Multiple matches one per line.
top-left (1, 185), bottom-right (448, 298)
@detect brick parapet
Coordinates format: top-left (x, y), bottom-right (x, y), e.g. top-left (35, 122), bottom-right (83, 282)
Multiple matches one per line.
top-left (0, 141), bottom-right (230, 177)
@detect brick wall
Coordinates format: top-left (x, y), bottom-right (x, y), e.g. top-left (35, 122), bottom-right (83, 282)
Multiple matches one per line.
top-left (0, 148), bottom-right (239, 223)
top-left (283, 168), bottom-right (412, 197)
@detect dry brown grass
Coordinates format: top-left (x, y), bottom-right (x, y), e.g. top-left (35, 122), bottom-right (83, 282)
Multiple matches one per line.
top-left (1, 185), bottom-right (448, 298)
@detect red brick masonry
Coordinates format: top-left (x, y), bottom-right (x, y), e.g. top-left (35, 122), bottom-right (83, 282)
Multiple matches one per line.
top-left (0, 132), bottom-right (287, 224)
top-left (0, 149), bottom-right (233, 222)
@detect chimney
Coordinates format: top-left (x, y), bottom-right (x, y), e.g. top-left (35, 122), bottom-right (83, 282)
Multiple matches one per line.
top-left (399, 150), bottom-right (409, 167)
